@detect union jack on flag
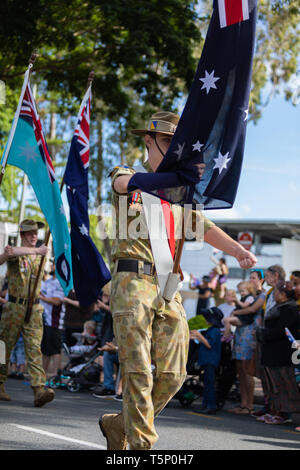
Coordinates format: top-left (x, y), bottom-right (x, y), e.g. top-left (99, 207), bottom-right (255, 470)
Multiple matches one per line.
top-left (73, 87), bottom-right (91, 169)
top-left (20, 84), bottom-right (56, 183)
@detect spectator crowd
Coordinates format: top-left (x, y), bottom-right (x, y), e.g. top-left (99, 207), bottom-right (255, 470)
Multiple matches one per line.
top-left (1, 249), bottom-right (300, 431)
top-left (188, 262), bottom-right (300, 429)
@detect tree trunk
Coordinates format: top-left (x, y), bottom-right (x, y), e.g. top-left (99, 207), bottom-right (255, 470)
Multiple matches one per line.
top-left (96, 118), bottom-right (112, 265)
top-left (49, 111), bottom-right (57, 161)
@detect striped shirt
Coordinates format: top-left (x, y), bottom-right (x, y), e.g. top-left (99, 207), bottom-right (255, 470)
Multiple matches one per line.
top-left (40, 277), bottom-right (65, 329)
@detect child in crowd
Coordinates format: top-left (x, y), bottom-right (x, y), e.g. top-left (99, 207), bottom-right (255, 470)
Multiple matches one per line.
top-left (217, 290), bottom-right (237, 321)
top-left (190, 307), bottom-right (224, 414)
top-left (223, 281), bottom-right (256, 339)
top-left (67, 320), bottom-right (97, 355)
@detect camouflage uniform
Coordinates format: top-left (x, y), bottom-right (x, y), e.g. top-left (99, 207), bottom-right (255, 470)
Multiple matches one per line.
top-left (0, 255), bottom-right (46, 387)
top-left (110, 166), bottom-right (215, 449)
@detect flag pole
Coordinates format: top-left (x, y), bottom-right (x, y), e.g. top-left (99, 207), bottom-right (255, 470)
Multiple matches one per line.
top-left (0, 53), bottom-right (37, 187)
top-left (25, 71), bottom-right (95, 323)
top-left (22, 52), bottom-right (50, 323)
top-left (172, 212), bottom-right (187, 281)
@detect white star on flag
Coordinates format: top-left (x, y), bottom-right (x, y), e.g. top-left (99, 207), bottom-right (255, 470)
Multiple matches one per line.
top-left (79, 223), bottom-right (88, 236)
top-left (199, 70), bottom-right (220, 94)
top-left (18, 141), bottom-right (39, 163)
top-left (213, 151), bottom-right (231, 174)
top-left (174, 142), bottom-right (185, 160)
top-left (192, 140), bottom-right (204, 152)
top-left (244, 109), bottom-right (249, 121)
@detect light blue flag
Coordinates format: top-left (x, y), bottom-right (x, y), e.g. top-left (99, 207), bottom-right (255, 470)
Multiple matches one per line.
top-left (1, 68), bottom-right (73, 295)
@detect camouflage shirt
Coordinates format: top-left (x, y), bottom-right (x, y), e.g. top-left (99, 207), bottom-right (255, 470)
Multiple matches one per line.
top-left (7, 254), bottom-right (45, 300)
top-left (110, 165), bottom-right (215, 264)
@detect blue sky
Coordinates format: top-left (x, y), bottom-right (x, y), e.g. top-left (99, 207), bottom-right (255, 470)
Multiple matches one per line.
top-left (207, 96), bottom-right (300, 221)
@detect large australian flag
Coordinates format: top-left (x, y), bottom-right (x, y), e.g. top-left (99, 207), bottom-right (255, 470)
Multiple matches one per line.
top-left (64, 86), bottom-right (111, 307)
top-left (131, 0), bottom-right (257, 209)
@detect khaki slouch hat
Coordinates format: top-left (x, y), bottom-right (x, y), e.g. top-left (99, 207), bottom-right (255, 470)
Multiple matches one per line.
top-left (131, 111), bottom-right (180, 137)
top-left (19, 219), bottom-right (45, 232)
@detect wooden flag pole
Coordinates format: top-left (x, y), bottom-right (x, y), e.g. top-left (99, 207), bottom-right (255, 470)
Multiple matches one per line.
top-left (25, 70), bottom-right (95, 323)
top-left (172, 207), bottom-right (193, 281)
top-left (23, 51), bottom-right (51, 323)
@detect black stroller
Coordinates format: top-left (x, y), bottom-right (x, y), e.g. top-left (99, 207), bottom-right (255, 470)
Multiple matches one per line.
top-left (175, 339), bottom-right (239, 409)
top-left (48, 338), bottom-right (102, 393)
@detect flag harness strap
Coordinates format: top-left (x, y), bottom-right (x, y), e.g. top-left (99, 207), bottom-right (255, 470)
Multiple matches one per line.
top-left (135, 165), bottom-right (181, 301)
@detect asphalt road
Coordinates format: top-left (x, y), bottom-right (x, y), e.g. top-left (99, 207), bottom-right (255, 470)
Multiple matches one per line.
top-left (1, 378), bottom-right (300, 454)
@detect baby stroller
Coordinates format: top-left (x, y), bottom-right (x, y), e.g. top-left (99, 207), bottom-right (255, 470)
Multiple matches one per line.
top-left (175, 338), bottom-right (239, 409)
top-left (48, 336), bottom-right (102, 393)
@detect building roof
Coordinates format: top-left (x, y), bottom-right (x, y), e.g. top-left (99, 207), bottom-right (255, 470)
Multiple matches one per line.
top-left (209, 219), bottom-right (300, 244)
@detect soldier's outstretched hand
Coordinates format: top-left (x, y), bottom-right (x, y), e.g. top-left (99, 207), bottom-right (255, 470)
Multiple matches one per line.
top-left (37, 244), bottom-right (49, 256)
top-left (4, 245), bottom-right (14, 258)
top-left (235, 246), bottom-right (257, 270)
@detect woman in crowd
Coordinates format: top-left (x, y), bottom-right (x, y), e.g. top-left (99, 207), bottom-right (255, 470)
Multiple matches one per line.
top-left (256, 280), bottom-right (300, 425)
top-left (227, 269), bottom-right (266, 415)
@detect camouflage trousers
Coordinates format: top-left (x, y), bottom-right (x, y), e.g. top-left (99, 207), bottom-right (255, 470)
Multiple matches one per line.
top-left (0, 302), bottom-right (46, 387)
top-left (111, 270), bottom-right (189, 450)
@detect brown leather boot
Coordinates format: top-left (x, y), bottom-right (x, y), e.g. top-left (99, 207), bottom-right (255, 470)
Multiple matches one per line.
top-left (0, 383), bottom-right (11, 401)
top-left (99, 413), bottom-right (127, 450)
top-left (32, 386), bottom-right (55, 407)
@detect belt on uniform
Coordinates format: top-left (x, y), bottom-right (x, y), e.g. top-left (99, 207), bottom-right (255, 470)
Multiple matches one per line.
top-left (8, 295), bottom-right (39, 306)
top-left (116, 259), bottom-right (156, 276)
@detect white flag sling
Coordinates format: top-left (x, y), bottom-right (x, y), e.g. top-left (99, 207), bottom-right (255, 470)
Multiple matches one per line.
top-left (141, 190), bottom-right (174, 296)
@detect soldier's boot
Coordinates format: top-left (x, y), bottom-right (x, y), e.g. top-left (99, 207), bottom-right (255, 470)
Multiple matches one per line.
top-left (32, 386), bottom-right (55, 407)
top-left (99, 413), bottom-right (127, 450)
top-left (0, 383), bottom-right (11, 401)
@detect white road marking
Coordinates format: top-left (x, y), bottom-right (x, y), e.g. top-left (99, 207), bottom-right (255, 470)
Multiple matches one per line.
top-left (10, 424), bottom-right (106, 450)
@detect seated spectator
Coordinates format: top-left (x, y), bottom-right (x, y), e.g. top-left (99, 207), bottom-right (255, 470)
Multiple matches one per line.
top-left (67, 320), bottom-right (97, 355)
top-left (256, 280), bottom-right (300, 425)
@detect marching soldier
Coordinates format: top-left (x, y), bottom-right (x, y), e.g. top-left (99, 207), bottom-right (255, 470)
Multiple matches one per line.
top-left (99, 111), bottom-right (257, 450)
top-left (0, 219), bottom-right (55, 407)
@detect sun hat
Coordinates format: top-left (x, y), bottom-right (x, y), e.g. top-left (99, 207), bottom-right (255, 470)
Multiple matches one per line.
top-left (200, 307), bottom-right (224, 329)
top-left (131, 111), bottom-right (180, 137)
top-left (19, 219), bottom-right (45, 232)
